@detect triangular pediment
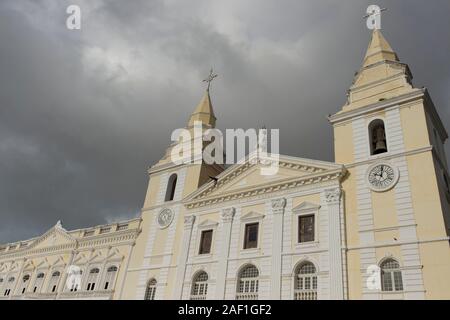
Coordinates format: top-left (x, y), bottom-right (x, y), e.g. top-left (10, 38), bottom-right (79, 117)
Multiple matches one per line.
top-left (9, 261), bottom-right (20, 272)
top-left (106, 248), bottom-right (124, 262)
top-left (240, 211), bottom-right (265, 221)
top-left (73, 252), bottom-right (88, 265)
top-left (23, 261), bottom-right (35, 271)
top-left (28, 222), bottom-right (76, 250)
top-left (292, 201), bottom-right (321, 213)
top-left (51, 256), bottom-right (67, 268)
top-left (0, 263), bottom-right (8, 273)
top-left (88, 250), bottom-right (105, 264)
top-left (35, 258), bottom-right (51, 269)
top-left (197, 219), bottom-right (219, 228)
top-left (184, 154), bottom-right (344, 208)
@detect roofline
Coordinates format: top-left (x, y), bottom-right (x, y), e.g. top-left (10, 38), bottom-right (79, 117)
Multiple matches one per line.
top-left (182, 152), bottom-right (345, 204)
top-left (0, 217), bottom-right (142, 249)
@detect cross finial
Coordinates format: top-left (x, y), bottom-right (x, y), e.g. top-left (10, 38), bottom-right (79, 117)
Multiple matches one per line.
top-left (364, 5), bottom-right (387, 30)
top-left (203, 68), bottom-right (218, 92)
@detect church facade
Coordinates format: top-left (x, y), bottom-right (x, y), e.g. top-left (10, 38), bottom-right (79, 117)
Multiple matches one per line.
top-left (1, 29), bottom-right (449, 300)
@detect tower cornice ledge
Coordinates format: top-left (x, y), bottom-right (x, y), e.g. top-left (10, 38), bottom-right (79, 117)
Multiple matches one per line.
top-left (329, 88), bottom-right (423, 124)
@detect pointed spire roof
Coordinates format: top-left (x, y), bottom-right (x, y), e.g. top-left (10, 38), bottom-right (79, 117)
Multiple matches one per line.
top-left (363, 29), bottom-right (399, 67)
top-left (188, 89), bottom-right (216, 128)
top-left (337, 29), bottom-right (414, 112)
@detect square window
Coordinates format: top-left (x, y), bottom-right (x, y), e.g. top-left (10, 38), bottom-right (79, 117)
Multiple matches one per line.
top-left (298, 215), bottom-right (315, 243)
top-left (244, 223), bottom-right (259, 249)
top-left (199, 230), bottom-right (213, 254)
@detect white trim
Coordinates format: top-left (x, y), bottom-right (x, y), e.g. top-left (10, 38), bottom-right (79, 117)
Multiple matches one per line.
top-left (292, 202), bottom-right (320, 245)
top-left (194, 222), bottom-right (217, 257)
top-left (240, 217), bottom-right (263, 252)
top-left (240, 211), bottom-right (265, 221)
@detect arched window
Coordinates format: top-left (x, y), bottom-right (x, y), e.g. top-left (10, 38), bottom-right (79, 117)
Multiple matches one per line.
top-left (66, 267), bottom-right (82, 292)
top-left (236, 265), bottom-right (259, 300)
top-left (4, 277), bottom-right (15, 296)
top-left (86, 268), bottom-right (100, 291)
top-left (103, 266), bottom-right (118, 290)
top-left (47, 271), bottom-right (61, 293)
top-left (369, 119), bottom-right (388, 155)
top-left (144, 278), bottom-right (157, 300)
top-left (190, 271), bottom-right (208, 300)
top-left (165, 174), bottom-right (178, 202)
top-left (18, 274), bottom-right (31, 295)
top-left (380, 259), bottom-right (403, 292)
top-left (33, 272), bottom-right (45, 293)
top-left (294, 262), bottom-right (317, 300)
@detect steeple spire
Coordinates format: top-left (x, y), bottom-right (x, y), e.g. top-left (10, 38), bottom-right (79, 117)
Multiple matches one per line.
top-left (338, 29), bottom-right (414, 112)
top-left (188, 69), bottom-right (218, 128)
top-left (188, 90), bottom-right (216, 127)
top-left (363, 29), bottom-right (399, 67)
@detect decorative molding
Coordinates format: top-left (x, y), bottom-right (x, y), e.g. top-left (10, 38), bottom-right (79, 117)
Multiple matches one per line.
top-left (325, 188), bottom-right (341, 204)
top-left (184, 215), bottom-right (196, 228)
top-left (292, 201), bottom-right (321, 213)
top-left (328, 89), bottom-right (424, 124)
top-left (345, 236), bottom-right (450, 250)
top-left (182, 154), bottom-right (345, 209)
top-left (197, 219), bottom-right (219, 228)
top-left (157, 208), bottom-right (175, 229)
top-left (0, 229), bottom-right (139, 260)
top-left (271, 198), bottom-right (287, 212)
top-left (221, 208), bottom-right (236, 222)
top-left (185, 169), bottom-right (344, 209)
top-left (240, 211), bottom-right (265, 221)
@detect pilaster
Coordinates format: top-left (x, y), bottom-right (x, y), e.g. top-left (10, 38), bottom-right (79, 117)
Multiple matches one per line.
top-left (270, 198), bottom-right (286, 299)
top-left (215, 207), bottom-right (235, 299)
top-left (173, 215), bottom-right (196, 299)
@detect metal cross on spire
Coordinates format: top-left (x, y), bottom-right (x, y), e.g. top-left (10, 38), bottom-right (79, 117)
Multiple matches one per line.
top-left (363, 5), bottom-right (387, 30)
top-left (203, 68), bottom-right (218, 92)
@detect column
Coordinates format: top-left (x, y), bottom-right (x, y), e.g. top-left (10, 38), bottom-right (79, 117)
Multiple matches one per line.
top-left (215, 207), bottom-right (235, 299)
top-left (270, 198), bottom-right (286, 300)
top-left (325, 187), bottom-right (344, 300)
top-left (11, 258), bottom-right (26, 299)
top-left (173, 215), bottom-right (196, 299)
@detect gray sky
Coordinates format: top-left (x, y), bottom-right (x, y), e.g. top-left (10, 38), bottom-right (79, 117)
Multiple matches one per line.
top-left (0, 0), bottom-right (449, 243)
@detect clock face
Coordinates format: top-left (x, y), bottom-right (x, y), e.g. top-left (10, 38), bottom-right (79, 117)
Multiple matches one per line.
top-left (367, 163), bottom-right (398, 191)
top-left (157, 208), bottom-right (174, 229)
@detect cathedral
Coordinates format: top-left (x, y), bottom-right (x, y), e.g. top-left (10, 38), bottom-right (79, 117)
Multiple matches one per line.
top-left (1, 28), bottom-right (449, 300)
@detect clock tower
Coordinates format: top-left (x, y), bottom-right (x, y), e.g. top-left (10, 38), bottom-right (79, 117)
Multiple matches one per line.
top-left (329, 29), bottom-right (450, 299)
top-left (121, 84), bottom-right (224, 299)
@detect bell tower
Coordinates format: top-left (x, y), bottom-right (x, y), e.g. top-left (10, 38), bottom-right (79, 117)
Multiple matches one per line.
top-left (122, 75), bottom-right (224, 300)
top-left (329, 28), bottom-right (450, 299)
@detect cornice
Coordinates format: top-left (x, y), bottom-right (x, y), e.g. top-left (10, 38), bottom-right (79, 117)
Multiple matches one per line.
top-left (185, 158), bottom-right (344, 203)
top-left (0, 229), bottom-right (139, 261)
top-left (77, 229), bottom-right (140, 248)
top-left (148, 159), bottom-right (224, 176)
top-left (351, 60), bottom-right (412, 89)
top-left (185, 168), bottom-right (345, 209)
top-left (341, 146), bottom-right (433, 169)
top-left (329, 89), bottom-right (424, 124)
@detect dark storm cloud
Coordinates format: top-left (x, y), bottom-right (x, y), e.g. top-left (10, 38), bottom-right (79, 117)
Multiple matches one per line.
top-left (0, 0), bottom-right (449, 243)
